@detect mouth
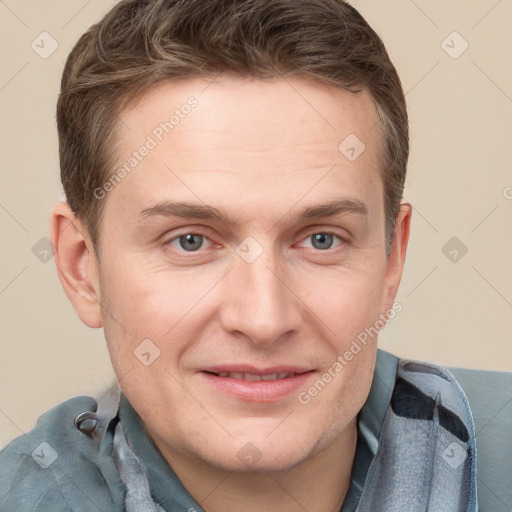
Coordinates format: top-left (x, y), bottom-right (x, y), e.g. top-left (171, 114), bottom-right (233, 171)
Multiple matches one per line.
top-left (211, 371), bottom-right (302, 381)
top-left (198, 366), bottom-right (315, 402)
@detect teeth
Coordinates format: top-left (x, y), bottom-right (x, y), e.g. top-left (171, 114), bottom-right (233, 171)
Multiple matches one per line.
top-left (216, 372), bottom-right (296, 381)
top-left (244, 373), bottom-right (262, 381)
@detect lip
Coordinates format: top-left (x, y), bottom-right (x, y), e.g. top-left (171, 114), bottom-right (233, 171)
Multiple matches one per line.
top-left (201, 364), bottom-right (312, 375)
top-left (197, 365), bottom-right (316, 402)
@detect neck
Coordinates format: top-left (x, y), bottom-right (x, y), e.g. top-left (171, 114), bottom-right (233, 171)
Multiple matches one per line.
top-left (154, 419), bottom-right (358, 512)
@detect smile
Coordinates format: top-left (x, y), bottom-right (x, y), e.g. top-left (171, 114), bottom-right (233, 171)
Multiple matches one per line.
top-left (214, 371), bottom-right (298, 380)
top-left (198, 368), bottom-right (315, 402)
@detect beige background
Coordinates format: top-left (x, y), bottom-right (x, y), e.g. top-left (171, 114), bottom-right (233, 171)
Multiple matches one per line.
top-left (1, 0), bottom-right (511, 448)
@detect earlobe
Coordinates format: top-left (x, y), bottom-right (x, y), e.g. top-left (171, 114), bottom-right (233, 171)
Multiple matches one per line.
top-left (379, 202), bottom-right (412, 317)
top-left (50, 202), bottom-right (103, 328)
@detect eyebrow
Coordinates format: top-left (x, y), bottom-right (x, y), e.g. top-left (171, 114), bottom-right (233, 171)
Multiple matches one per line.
top-left (138, 197), bottom-right (369, 225)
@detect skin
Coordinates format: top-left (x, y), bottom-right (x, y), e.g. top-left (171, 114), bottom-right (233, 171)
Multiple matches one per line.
top-left (51, 75), bottom-right (411, 512)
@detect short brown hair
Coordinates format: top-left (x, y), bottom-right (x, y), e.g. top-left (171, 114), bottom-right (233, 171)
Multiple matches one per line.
top-left (57, 0), bottom-right (408, 255)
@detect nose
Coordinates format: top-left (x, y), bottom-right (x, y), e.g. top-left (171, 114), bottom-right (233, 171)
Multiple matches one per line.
top-left (219, 242), bottom-right (302, 347)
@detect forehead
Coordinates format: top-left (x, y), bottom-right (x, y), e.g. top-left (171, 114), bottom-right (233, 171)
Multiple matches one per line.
top-left (108, 75), bottom-right (383, 225)
top-left (118, 75), bottom-right (381, 153)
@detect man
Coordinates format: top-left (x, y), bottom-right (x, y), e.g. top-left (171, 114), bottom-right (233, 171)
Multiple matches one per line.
top-left (0, 0), bottom-right (510, 510)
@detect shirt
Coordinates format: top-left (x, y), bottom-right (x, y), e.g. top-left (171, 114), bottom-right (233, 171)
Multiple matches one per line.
top-left (1, 349), bottom-right (510, 511)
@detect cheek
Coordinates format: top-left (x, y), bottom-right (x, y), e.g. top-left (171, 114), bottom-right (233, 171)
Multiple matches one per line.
top-left (100, 255), bottom-right (175, 329)
top-left (330, 346), bottom-right (376, 432)
top-left (98, 262), bottom-right (200, 417)
top-left (295, 266), bottom-right (382, 409)
top-left (98, 256), bottom-right (220, 363)
top-left (305, 265), bottom-right (385, 346)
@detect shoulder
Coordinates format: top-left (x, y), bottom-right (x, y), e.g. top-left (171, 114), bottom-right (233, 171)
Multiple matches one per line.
top-left (376, 349), bottom-right (512, 511)
top-left (447, 366), bottom-right (512, 510)
top-left (0, 395), bottom-right (125, 512)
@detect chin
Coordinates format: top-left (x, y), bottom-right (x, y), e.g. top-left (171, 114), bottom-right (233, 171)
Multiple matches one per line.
top-left (206, 449), bottom-right (312, 474)
top-left (192, 430), bottom-right (328, 474)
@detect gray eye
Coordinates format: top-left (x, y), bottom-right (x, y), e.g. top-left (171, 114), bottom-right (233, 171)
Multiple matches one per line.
top-left (178, 234), bottom-right (204, 251)
top-left (310, 233), bottom-right (334, 250)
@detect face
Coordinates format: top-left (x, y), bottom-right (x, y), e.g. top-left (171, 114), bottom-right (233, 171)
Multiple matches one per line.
top-left (86, 76), bottom-right (407, 472)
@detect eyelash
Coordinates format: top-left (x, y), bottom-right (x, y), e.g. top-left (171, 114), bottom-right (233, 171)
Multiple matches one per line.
top-left (164, 229), bottom-right (347, 255)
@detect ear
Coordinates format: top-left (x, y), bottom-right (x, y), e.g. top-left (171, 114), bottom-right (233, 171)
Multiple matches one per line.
top-left (379, 202), bottom-right (412, 318)
top-left (50, 202), bottom-right (103, 328)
